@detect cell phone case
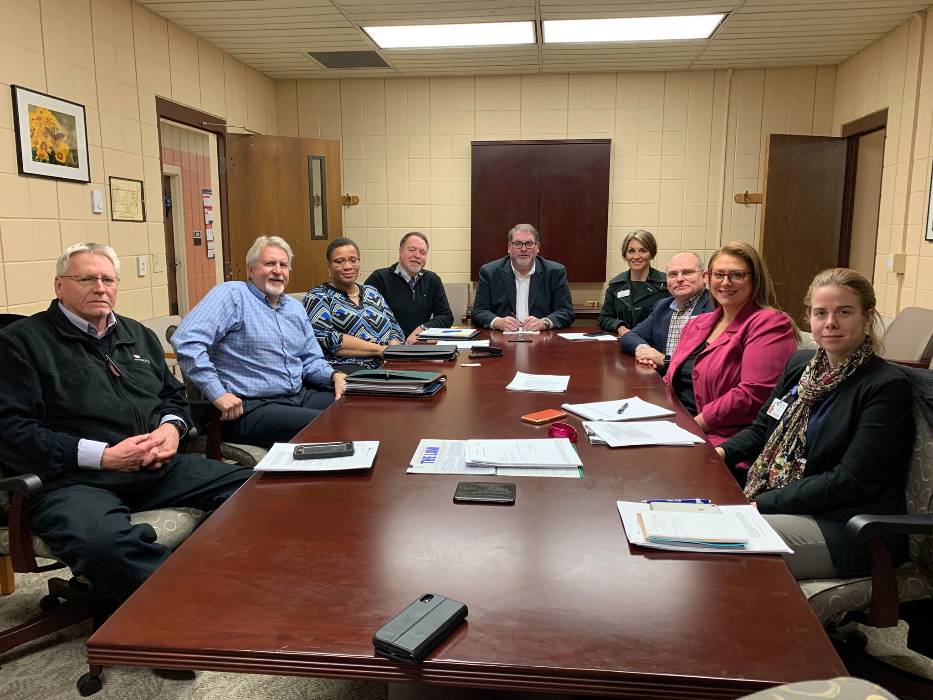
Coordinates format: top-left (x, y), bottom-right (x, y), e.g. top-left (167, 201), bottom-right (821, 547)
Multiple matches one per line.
top-left (373, 593), bottom-right (468, 663)
top-left (453, 481), bottom-right (516, 504)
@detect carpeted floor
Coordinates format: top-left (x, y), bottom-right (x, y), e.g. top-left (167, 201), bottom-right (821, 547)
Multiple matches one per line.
top-left (2, 568), bottom-right (932, 699)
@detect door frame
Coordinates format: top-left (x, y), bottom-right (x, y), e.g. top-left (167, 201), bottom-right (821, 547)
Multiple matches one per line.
top-left (162, 164), bottom-right (189, 314)
top-left (838, 108), bottom-right (888, 267)
top-left (155, 98), bottom-right (232, 279)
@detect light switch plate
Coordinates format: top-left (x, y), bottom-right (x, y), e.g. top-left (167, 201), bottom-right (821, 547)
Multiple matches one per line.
top-left (91, 190), bottom-right (104, 214)
top-left (152, 256), bottom-right (164, 273)
top-left (136, 255), bottom-right (147, 277)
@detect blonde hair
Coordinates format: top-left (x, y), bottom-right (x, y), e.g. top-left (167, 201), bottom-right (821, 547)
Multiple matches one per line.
top-left (620, 229), bottom-right (657, 259)
top-left (804, 267), bottom-right (883, 354)
top-left (708, 241), bottom-right (780, 311)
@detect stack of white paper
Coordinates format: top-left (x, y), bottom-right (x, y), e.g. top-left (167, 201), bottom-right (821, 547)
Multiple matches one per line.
top-left (435, 339), bottom-right (490, 349)
top-left (556, 332), bottom-right (617, 342)
top-left (637, 509), bottom-right (749, 547)
top-left (465, 438), bottom-right (582, 469)
top-left (506, 371), bottom-right (570, 393)
top-left (617, 501), bottom-right (793, 554)
top-left (503, 330), bottom-right (540, 336)
top-left (407, 439), bottom-right (582, 478)
top-left (563, 396), bottom-right (675, 421)
top-left (417, 328), bottom-right (479, 339)
top-left (583, 420), bottom-right (704, 447)
top-left (254, 442), bottom-right (379, 472)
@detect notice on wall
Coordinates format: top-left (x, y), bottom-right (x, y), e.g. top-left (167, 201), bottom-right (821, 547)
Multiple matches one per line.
top-left (202, 188), bottom-right (215, 242)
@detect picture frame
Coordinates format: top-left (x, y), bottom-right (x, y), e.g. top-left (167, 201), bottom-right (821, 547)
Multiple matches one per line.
top-left (10, 84), bottom-right (90, 183)
top-left (109, 176), bottom-right (146, 222)
top-left (308, 154), bottom-right (328, 240)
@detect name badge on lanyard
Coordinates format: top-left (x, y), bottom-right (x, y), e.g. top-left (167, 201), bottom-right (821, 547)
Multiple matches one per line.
top-left (617, 289), bottom-right (630, 298)
top-left (767, 397), bottom-right (789, 420)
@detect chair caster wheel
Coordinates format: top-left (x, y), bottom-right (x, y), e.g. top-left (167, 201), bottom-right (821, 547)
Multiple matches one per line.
top-left (76, 672), bottom-right (102, 696)
top-left (39, 594), bottom-right (60, 611)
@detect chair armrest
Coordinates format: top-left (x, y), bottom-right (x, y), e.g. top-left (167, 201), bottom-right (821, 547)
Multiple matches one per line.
top-left (0, 474), bottom-right (43, 572)
top-left (846, 513), bottom-right (933, 541)
top-left (0, 473), bottom-right (43, 496)
top-left (843, 513), bottom-right (933, 628)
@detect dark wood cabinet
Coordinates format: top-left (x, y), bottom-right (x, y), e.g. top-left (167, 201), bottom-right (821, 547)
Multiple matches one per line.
top-left (471, 139), bottom-right (610, 282)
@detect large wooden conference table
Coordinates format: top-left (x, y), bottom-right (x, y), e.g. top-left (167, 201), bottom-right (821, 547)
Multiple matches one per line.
top-left (86, 330), bottom-right (846, 698)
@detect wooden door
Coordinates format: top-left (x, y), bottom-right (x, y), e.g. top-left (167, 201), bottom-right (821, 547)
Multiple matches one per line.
top-left (471, 140), bottom-right (610, 282)
top-left (226, 135), bottom-right (342, 293)
top-left (760, 134), bottom-right (850, 325)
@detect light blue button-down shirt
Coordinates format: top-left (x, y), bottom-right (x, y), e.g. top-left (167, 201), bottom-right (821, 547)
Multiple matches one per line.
top-left (172, 281), bottom-right (334, 401)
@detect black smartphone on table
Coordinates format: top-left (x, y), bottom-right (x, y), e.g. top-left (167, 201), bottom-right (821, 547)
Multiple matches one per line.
top-left (293, 442), bottom-right (354, 460)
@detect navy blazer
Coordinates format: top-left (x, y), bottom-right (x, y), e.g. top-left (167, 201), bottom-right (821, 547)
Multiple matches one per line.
top-left (618, 290), bottom-right (712, 367)
top-left (472, 256), bottom-right (575, 329)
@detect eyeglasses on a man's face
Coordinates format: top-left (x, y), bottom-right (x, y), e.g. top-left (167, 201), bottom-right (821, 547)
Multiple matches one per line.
top-left (510, 240), bottom-right (538, 250)
top-left (60, 275), bottom-right (120, 287)
top-left (710, 271), bottom-right (752, 283)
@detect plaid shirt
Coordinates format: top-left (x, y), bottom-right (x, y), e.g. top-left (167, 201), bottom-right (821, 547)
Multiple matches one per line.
top-left (665, 291), bottom-right (706, 358)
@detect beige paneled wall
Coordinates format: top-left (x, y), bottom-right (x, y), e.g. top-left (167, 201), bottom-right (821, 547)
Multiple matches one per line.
top-left (0, 0), bottom-right (276, 319)
top-left (278, 66), bottom-right (836, 294)
top-left (832, 10), bottom-right (933, 314)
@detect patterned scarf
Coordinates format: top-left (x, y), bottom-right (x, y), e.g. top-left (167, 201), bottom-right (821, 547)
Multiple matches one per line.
top-left (743, 338), bottom-right (874, 499)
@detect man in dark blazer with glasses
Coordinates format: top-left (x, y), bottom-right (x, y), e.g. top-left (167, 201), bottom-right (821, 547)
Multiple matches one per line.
top-left (472, 223), bottom-right (574, 331)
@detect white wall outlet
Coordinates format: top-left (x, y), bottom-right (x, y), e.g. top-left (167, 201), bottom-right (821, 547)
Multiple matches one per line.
top-left (152, 255), bottom-right (165, 274)
top-left (91, 189), bottom-right (104, 214)
top-left (137, 255), bottom-right (148, 277)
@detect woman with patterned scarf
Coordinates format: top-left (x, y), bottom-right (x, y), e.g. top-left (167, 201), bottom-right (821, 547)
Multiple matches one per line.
top-left (717, 268), bottom-right (914, 579)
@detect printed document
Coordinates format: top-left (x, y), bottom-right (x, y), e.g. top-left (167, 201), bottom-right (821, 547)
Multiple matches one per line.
top-left (617, 501), bottom-right (793, 554)
top-left (436, 339), bottom-right (490, 349)
top-left (417, 328), bottom-right (478, 339)
top-left (557, 333), bottom-right (616, 341)
top-left (254, 441), bottom-right (379, 472)
top-left (563, 396), bottom-right (675, 421)
top-left (503, 330), bottom-right (540, 336)
top-left (465, 438), bottom-right (582, 469)
top-left (407, 439), bottom-right (582, 478)
top-left (584, 420), bottom-right (703, 447)
top-left (506, 371), bottom-right (570, 393)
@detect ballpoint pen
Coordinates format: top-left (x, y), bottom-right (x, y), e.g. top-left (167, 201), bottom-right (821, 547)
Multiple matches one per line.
top-left (642, 498), bottom-right (712, 504)
top-left (616, 402), bottom-right (629, 415)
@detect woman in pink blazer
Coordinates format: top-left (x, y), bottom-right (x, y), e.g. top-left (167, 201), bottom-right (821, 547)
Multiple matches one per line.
top-left (664, 241), bottom-right (797, 449)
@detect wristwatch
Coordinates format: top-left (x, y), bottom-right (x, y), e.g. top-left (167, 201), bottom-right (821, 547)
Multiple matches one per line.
top-left (164, 419), bottom-right (188, 439)
top-left (542, 318), bottom-right (554, 330)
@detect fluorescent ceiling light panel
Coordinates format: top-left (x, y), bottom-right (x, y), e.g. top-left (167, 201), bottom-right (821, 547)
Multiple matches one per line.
top-left (543, 14), bottom-right (725, 43)
top-left (364, 22), bottom-right (535, 49)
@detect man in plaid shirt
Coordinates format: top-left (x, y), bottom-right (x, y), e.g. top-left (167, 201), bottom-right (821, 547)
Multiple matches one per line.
top-left (618, 251), bottom-right (712, 374)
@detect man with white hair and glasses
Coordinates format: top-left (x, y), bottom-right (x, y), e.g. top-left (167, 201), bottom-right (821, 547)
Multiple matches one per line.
top-left (0, 242), bottom-right (252, 603)
top-left (172, 235), bottom-right (345, 447)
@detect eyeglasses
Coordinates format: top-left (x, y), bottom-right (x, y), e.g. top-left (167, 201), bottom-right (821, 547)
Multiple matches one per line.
top-left (59, 275), bottom-right (120, 287)
top-left (666, 269), bottom-right (702, 280)
top-left (510, 240), bottom-right (538, 250)
top-left (710, 271), bottom-right (752, 283)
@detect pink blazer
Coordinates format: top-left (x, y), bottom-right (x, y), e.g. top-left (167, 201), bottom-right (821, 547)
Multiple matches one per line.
top-left (664, 303), bottom-right (797, 445)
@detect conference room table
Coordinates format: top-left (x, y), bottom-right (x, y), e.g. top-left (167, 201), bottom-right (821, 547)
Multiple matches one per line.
top-left (86, 329), bottom-right (846, 698)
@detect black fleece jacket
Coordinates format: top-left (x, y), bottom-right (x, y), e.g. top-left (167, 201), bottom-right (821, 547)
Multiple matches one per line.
top-left (0, 301), bottom-right (191, 487)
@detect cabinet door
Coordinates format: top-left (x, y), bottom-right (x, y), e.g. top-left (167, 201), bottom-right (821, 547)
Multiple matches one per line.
top-left (471, 140), bottom-right (610, 282)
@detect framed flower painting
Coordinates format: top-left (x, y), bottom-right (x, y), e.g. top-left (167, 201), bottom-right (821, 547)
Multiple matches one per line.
top-left (11, 84), bottom-right (91, 183)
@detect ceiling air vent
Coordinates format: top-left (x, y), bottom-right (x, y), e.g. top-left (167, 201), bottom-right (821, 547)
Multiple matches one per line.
top-left (308, 51), bottom-right (390, 69)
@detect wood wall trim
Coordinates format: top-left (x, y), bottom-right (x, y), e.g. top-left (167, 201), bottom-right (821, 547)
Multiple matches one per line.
top-left (841, 108), bottom-right (888, 138)
top-left (155, 98), bottom-right (232, 278)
